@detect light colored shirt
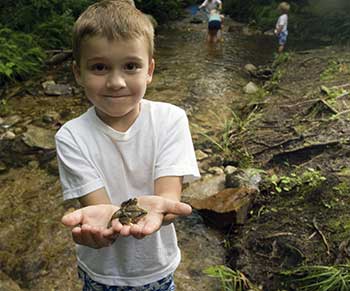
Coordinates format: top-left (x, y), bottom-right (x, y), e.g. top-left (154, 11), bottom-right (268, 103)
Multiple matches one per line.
top-left (55, 99), bottom-right (200, 286)
top-left (276, 13), bottom-right (288, 32)
top-left (200, 0), bottom-right (222, 11)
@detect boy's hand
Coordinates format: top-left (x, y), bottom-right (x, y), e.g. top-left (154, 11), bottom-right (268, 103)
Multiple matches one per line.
top-left (109, 196), bottom-right (192, 239)
top-left (61, 204), bottom-right (118, 249)
top-left (61, 197), bottom-right (192, 246)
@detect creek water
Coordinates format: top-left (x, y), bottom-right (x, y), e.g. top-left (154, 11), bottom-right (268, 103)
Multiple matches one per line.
top-left (149, 15), bottom-right (276, 291)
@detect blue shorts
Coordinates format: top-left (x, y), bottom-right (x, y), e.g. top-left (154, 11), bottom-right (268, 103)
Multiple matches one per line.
top-left (208, 20), bottom-right (221, 31)
top-left (278, 31), bottom-right (288, 45)
top-left (78, 268), bottom-right (176, 291)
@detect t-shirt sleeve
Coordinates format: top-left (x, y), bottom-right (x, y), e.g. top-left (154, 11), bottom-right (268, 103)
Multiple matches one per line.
top-left (155, 109), bottom-right (200, 183)
top-left (55, 130), bottom-right (104, 200)
top-left (277, 15), bottom-right (287, 27)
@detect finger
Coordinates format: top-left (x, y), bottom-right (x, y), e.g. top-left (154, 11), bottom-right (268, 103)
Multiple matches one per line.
top-left (62, 209), bottom-right (83, 226)
top-left (129, 224), bottom-right (146, 239)
top-left (71, 226), bottom-right (84, 245)
top-left (119, 225), bottom-right (131, 237)
top-left (162, 200), bottom-right (192, 216)
top-left (141, 220), bottom-right (160, 236)
top-left (80, 224), bottom-right (100, 248)
top-left (90, 226), bottom-right (112, 247)
top-left (111, 219), bottom-right (123, 232)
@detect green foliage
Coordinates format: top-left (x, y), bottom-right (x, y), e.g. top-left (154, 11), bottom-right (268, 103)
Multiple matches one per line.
top-left (0, 99), bottom-right (12, 116)
top-left (267, 168), bottom-right (326, 195)
top-left (333, 182), bottom-right (350, 197)
top-left (0, 28), bottom-right (45, 85)
top-left (0, 0), bottom-right (94, 33)
top-left (320, 60), bottom-right (344, 81)
top-left (204, 265), bottom-right (261, 291)
top-left (281, 264), bottom-right (350, 291)
top-left (33, 10), bottom-right (74, 49)
top-left (135, 0), bottom-right (192, 23)
top-left (192, 107), bottom-right (259, 162)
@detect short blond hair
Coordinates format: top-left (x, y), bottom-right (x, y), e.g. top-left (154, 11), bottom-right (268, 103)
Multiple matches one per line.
top-left (278, 2), bottom-right (290, 13)
top-left (72, 0), bottom-right (154, 64)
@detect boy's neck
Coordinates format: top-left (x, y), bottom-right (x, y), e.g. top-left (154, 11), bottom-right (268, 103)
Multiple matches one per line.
top-left (95, 102), bottom-right (142, 132)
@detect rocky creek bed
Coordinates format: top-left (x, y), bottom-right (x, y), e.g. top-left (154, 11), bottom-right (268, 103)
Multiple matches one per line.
top-left (0, 13), bottom-right (350, 291)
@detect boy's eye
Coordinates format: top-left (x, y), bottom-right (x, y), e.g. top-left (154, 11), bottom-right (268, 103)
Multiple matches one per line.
top-left (91, 63), bottom-right (108, 72)
top-left (124, 63), bottom-right (139, 72)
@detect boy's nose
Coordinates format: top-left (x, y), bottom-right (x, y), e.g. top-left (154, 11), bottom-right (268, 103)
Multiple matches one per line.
top-left (106, 72), bottom-right (126, 89)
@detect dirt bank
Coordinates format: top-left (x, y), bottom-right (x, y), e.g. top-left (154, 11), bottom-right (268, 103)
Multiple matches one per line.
top-left (223, 45), bottom-right (350, 290)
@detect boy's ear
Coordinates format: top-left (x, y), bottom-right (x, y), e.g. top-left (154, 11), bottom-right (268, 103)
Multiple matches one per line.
top-left (146, 58), bottom-right (155, 84)
top-left (72, 61), bottom-right (83, 86)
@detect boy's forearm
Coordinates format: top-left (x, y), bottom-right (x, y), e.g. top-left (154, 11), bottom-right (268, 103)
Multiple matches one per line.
top-left (78, 188), bottom-right (112, 207)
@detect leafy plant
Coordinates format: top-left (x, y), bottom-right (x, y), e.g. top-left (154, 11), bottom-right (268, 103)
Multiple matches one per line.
top-left (268, 168), bottom-right (326, 195)
top-left (204, 265), bottom-right (261, 291)
top-left (33, 10), bottom-right (74, 49)
top-left (0, 28), bottom-right (45, 85)
top-left (193, 107), bottom-right (259, 161)
top-left (281, 264), bottom-right (350, 291)
top-left (320, 60), bottom-right (342, 81)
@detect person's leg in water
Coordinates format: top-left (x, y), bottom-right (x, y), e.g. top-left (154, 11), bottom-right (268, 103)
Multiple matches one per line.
top-left (207, 29), bottom-right (218, 43)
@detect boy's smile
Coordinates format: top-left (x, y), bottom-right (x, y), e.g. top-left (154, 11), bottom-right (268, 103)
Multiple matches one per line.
top-left (73, 36), bottom-right (155, 131)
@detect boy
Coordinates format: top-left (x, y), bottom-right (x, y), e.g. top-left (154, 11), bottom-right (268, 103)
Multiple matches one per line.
top-left (274, 2), bottom-right (290, 53)
top-left (56, 1), bottom-right (200, 290)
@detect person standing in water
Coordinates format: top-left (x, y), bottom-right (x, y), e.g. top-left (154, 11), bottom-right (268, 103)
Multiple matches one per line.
top-left (207, 9), bottom-right (224, 43)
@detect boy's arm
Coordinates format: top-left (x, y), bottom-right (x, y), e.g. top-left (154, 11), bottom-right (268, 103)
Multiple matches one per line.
top-left (78, 187), bottom-right (111, 206)
top-left (62, 188), bottom-right (119, 248)
top-left (199, 0), bottom-right (207, 9)
top-left (154, 176), bottom-right (184, 224)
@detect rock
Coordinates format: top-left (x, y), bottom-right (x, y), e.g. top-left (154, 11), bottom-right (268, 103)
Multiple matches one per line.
top-left (42, 111), bottom-right (61, 124)
top-left (182, 174), bottom-right (225, 203)
top-left (22, 125), bottom-right (56, 150)
top-left (190, 187), bottom-right (258, 227)
top-left (190, 17), bottom-right (203, 24)
top-left (195, 149), bottom-right (208, 161)
top-left (243, 81), bottom-right (259, 94)
top-left (244, 64), bottom-right (257, 75)
top-left (225, 168), bottom-right (262, 189)
top-left (208, 166), bottom-right (224, 175)
top-left (42, 80), bottom-right (72, 96)
top-left (45, 52), bottom-right (72, 66)
top-left (224, 165), bottom-right (237, 175)
top-left (1, 131), bottom-right (16, 140)
top-left (1, 115), bottom-right (22, 129)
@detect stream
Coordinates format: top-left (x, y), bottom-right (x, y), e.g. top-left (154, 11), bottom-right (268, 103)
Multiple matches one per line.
top-left (0, 10), bottom-right (323, 291)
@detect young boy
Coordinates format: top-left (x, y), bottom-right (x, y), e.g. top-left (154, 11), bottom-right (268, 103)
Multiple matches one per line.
top-left (274, 2), bottom-right (290, 53)
top-left (55, 1), bottom-right (200, 290)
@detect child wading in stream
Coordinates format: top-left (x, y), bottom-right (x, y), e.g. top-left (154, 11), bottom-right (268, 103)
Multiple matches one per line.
top-left (207, 9), bottom-right (225, 43)
top-left (55, 1), bottom-right (200, 290)
top-left (274, 2), bottom-right (290, 53)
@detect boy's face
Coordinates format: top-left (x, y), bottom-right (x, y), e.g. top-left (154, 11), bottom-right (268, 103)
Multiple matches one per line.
top-left (73, 36), bottom-right (154, 127)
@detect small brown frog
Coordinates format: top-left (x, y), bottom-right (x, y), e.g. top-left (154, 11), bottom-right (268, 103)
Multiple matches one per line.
top-left (109, 198), bottom-right (147, 226)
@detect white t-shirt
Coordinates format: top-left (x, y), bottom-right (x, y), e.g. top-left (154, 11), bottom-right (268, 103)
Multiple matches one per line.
top-left (200, 0), bottom-right (222, 11)
top-left (276, 14), bottom-right (288, 32)
top-left (55, 99), bottom-right (200, 286)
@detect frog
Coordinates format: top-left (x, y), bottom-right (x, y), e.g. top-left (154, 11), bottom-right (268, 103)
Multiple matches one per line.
top-left (109, 198), bottom-right (148, 226)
